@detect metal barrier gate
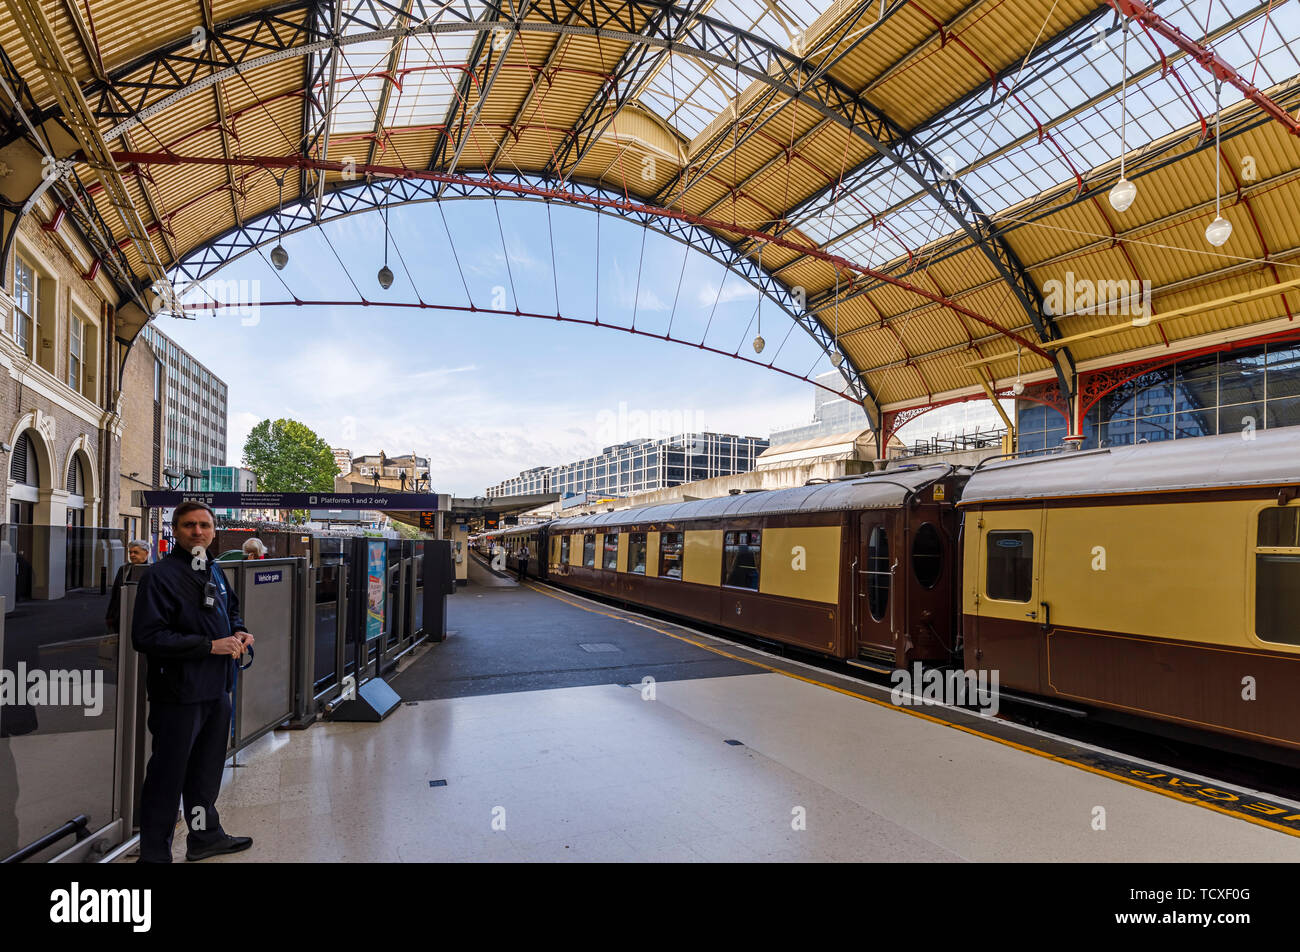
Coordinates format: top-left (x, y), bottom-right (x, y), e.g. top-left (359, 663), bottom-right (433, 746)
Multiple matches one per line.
top-left (226, 558), bottom-right (303, 751)
top-left (3, 537), bottom-right (452, 862)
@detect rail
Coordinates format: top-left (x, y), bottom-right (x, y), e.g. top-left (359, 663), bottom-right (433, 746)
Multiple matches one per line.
top-left (1, 815), bottom-right (89, 864)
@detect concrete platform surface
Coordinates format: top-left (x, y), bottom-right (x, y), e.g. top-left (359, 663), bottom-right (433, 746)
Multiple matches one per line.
top-left (125, 578), bottom-right (1300, 862)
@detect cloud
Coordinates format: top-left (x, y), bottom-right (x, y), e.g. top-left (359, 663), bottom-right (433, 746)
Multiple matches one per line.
top-left (611, 258), bottom-right (669, 313)
top-left (695, 277), bottom-right (757, 307)
top-left (227, 412), bottom-right (262, 467)
top-left (498, 232), bottom-right (543, 273)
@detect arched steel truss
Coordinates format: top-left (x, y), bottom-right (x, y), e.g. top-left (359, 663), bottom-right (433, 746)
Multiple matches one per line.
top-left (165, 170), bottom-right (885, 417)
top-left (27, 0), bottom-right (1075, 394)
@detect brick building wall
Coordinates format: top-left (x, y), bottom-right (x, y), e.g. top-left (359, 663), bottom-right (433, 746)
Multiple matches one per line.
top-left (1, 208), bottom-right (123, 603)
top-left (119, 337), bottom-right (162, 543)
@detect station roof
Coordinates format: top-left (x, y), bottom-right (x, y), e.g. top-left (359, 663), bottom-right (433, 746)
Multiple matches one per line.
top-left (961, 425), bottom-right (1300, 503)
top-left (384, 491), bottom-right (559, 530)
top-left (548, 462), bottom-right (951, 526)
top-left (3, 1), bottom-right (1299, 412)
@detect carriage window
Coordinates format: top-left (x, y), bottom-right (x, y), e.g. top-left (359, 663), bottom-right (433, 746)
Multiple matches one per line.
top-left (912, 523), bottom-right (943, 589)
top-left (723, 530), bottom-right (761, 589)
top-left (1255, 508), bottom-right (1300, 646)
top-left (987, 531), bottom-right (1033, 602)
top-left (867, 525), bottom-right (890, 622)
top-left (660, 532), bottom-right (684, 579)
top-left (583, 534), bottom-right (596, 567)
top-left (560, 534), bottom-right (570, 564)
top-left (603, 532), bottom-right (619, 570)
top-left (627, 533), bottom-right (647, 574)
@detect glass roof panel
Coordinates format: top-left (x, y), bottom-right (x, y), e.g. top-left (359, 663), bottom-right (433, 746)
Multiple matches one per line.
top-left (385, 31), bottom-right (477, 128)
top-left (329, 40), bottom-right (393, 135)
top-left (783, 0), bottom-right (1298, 278)
top-left (638, 0), bottom-right (837, 140)
top-left (328, 0), bottom-right (486, 138)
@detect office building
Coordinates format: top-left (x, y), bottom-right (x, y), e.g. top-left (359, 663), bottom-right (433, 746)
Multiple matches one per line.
top-left (769, 371), bottom-right (873, 445)
top-left (771, 371), bottom-right (1010, 453)
top-left (486, 433), bottom-right (768, 499)
top-left (140, 322), bottom-right (228, 475)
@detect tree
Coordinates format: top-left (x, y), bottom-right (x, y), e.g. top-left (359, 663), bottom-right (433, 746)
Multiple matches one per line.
top-left (242, 419), bottom-right (338, 493)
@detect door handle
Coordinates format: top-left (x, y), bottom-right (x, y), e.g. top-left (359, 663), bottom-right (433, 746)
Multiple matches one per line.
top-left (849, 557), bottom-right (857, 632)
top-left (1039, 601), bottom-right (1051, 632)
top-left (1024, 610), bottom-right (1037, 618)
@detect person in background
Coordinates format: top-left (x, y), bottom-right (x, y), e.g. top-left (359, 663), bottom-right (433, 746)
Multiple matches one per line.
top-left (106, 539), bottom-right (151, 633)
top-left (517, 542), bottom-right (530, 582)
top-left (242, 537), bottom-right (267, 560)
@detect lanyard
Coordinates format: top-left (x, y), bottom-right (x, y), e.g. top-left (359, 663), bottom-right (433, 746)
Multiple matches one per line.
top-left (208, 563), bottom-right (252, 670)
top-left (210, 563), bottom-right (228, 598)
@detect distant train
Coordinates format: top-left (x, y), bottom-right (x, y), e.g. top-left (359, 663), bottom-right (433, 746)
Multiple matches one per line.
top-left (476, 427), bottom-right (1300, 759)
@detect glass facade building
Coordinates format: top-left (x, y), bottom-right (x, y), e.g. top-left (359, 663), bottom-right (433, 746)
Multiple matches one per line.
top-left (141, 323), bottom-right (229, 473)
top-left (769, 371), bottom-right (871, 444)
top-left (486, 433), bottom-right (769, 499)
top-left (773, 370), bottom-right (1007, 447)
top-left (1017, 340), bottom-right (1300, 454)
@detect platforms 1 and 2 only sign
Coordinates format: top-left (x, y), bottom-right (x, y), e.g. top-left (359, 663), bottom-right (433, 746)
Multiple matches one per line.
top-left (134, 491), bottom-right (452, 511)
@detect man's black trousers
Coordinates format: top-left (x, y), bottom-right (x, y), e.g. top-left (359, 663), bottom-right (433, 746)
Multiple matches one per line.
top-left (138, 695), bottom-right (231, 862)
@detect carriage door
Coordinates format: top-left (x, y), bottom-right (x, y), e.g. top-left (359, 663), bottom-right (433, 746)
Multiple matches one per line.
top-left (970, 507), bottom-right (1046, 691)
top-left (855, 513), bottom-right (896, 663)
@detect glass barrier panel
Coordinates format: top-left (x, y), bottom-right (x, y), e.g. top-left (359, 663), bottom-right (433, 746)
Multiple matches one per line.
top-left (2, 525), bottom-right (124, 861)
top-left (313, 564), bottom-right (340, 692)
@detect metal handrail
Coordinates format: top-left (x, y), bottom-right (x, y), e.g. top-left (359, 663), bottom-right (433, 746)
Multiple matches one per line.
top-left (971, 444), bottom-right (1110, 473)
top-left (1, 815), bottom-right (89, 864)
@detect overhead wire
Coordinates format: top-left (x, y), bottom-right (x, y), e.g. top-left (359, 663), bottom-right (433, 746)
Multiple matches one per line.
top-left (493, 196), bottom-right (520, 310)
top-left (631, 222), bottom-right (648, 330)
top-left (546, 199), bottom-right (561, 314)
top-left (666, 238), bottom-right (690, 338)
top-left (437, 201), bottom-right (474, 306)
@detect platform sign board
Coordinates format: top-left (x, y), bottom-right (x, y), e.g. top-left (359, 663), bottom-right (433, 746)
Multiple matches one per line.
top-left (419, 511), bottom-right (436, 531)
top-left (366, 540), bottom-right (386, 641)
top-left (136, 491), bottom-right (446, 510)
top-left (484, 512), bottom-right (500, 530)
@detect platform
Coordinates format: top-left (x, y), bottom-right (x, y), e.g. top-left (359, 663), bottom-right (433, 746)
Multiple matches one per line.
top-left (128, 577), bottom-right (1300, 863)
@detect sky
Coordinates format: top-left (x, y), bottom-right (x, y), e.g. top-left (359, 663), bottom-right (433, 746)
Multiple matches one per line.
top-left (157, 197), bottom-right (862, 497)
top-left (146, 1), bottom-right (1300, 498)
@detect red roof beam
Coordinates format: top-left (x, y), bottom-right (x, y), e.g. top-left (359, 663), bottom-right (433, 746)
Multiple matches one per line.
top-left (1108, 0), bottom-right (1300, 136)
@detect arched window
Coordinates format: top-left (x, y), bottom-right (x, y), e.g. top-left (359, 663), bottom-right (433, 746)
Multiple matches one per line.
top-left (10, 432), bottom-right (39, 487)
top-left (66, 453), bottom-right (84, 496)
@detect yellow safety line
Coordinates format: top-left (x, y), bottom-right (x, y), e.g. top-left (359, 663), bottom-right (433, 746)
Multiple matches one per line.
top-left (523, 580), bottom-right (1300, 839)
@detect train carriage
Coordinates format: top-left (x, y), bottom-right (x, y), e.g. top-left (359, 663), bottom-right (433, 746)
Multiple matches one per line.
top-left (472, 426), bottom-right (1300, 758)
top-left (476, 527), bottom-right (547, 579)
top-left (960, 426), bottom-right (1300, 753)
top-left (543, 465), bottom-right (967, 667)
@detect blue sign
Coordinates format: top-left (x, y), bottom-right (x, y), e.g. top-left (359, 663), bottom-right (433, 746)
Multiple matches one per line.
top-left (138, 491), bottom-right (445, 510)
top-left (254, 570), bottom-right (283, 584)
top-left (366, 541), bottom-right (386, 641)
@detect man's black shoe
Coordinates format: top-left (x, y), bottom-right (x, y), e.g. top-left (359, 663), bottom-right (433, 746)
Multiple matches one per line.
top-left (185, 834), bottom-right (253, 862)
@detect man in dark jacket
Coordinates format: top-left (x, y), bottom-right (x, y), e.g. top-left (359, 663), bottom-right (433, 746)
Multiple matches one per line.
top-left (132, 501), bottom-right (255, 862)
top-left (106, 539), bottom-right (150, 633)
